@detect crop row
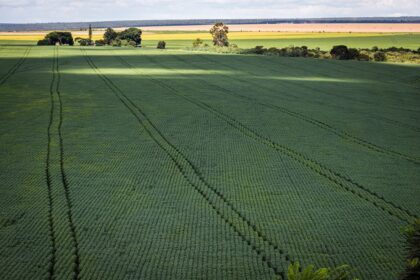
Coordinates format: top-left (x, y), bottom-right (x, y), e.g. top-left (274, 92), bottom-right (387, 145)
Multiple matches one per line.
top-left (81, 47), bottom-right (296, 279)
top-left (0, 47), bottom-right (31, 86)
top-left (105, 51), bottom-right (407, 278)
top-left (135, 53), bottom-right (417, 224)
top-left (187, 54), bottom-right (420, 165)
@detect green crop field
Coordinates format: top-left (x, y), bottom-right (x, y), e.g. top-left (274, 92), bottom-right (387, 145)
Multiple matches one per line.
top-left (0, 44), bottom-right (419, 280)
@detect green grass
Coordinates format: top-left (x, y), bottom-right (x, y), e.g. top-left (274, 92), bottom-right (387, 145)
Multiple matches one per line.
top-left (0, 45), bottom-right (420, 280)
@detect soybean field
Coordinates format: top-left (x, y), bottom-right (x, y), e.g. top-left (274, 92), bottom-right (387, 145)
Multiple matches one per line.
top-left (0, 45), bottom-right (420, 279)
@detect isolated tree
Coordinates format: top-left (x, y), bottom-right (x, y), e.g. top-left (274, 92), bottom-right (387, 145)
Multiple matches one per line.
top-left (210, 22), bottom-right (229, 47)
top-left (88, 24), bottom-right (92, 41)
top-left (103, 27), bottom-right (117, 45)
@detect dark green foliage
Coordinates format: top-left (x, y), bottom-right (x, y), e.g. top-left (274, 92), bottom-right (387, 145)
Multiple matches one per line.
top-left (400, 220), bottom-right (420, 280)
top-left (348, 48), bottom-right (360, 60)
top-left (245, 46), bottom-right (312, 57)
top-left (157, 41), bottom-right (166, 49)
top-left (372, 46), bottom-right (379, 52)
top-left (288, 262), bottom-right (356, 280)
top-left (192, 38), bottom-right (204, 47)
top-left (37, 39), bottom-right (50, 45)
top-left (88, 24), bottom-right (92, 41)
top-left (374, 51), bottom-right (386, 61)
top-left (330, 45), bottom-right (351, 60)
top-left (76, 38), bottom-right (93, 46)
top-left (94, 39), bottom-right (105, 46)
top-left (103, 27), bottom-right (118, 45)
top-left (38, 31), bottom-right (74, 45)
top-left (111, 39), bottom-right (122, 47)
top-left (251, 46), bottom-right (266, 54)
top-left (117, 27), bottom-right (142, 45)
top-left (210, 22), bottom-right (229, 47)
top-left (103, 27), bottom-right (142, 46)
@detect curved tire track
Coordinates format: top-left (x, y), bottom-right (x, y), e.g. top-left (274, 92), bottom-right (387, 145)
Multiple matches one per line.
top-left (0, 47), bottom-right (31, 86)
top-left (134, 53), bottom-right (418, 224)
top-left (82, 48), bottom-right (291, 279)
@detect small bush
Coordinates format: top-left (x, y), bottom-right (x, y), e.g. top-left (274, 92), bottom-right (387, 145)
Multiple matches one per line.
top-left (37, 39), bottom-right (50, 46)
top-left (373, 51), bottom-right (386, 62)
top-left (192, 38), bottom-right (204, 48)
top-left (157, 41), bottom-right (166, 49)
top-left (111, 39), bottom-right (122, 47)
top-left (288, 262), bottom-right (356, 280)
top-left (77, 38), bottom-right (93, 46)
top-left (128, 41), bottom-right (137, 47)
top-left (357, 51), bottom-right (371, 61)
top-left (95, 39), bottom-right (105, 46)
top-left (253, 46), bottom-right (266, 54)
top-left (372, 46), bottom-right (379, 52)
top-left (400, 219), bottom-right (420, 280)
top-left (348, 48), bottom-right (360, 60)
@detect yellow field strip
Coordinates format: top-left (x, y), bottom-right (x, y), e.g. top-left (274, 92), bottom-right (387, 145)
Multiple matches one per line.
top-left (0, 32), bottom-right (410, 41)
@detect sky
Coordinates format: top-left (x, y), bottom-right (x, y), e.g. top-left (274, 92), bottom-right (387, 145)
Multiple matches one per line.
top-left (0, 0), bottom-right (419, 23)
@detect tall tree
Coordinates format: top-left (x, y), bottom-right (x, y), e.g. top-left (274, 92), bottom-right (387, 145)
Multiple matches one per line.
top-left (103, 27), bottom-right (117, 45)
top-left (88, 24), bottom-right (92, 41)
top-left (210, 22), bottom-right (229, 47)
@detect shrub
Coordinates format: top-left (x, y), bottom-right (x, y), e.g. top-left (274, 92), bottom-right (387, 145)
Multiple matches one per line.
top-left (95, 39), bottom-right (105, 46)
top-left (37, 39), bottom-right (50, 46)
top-left (192, 38), bottom-right (204, 47)
top-left (253, 46), bottom-right (266, 54)
top-left (330, 45), bottom-right (350, 60)
top-left (357, 51), bottom-right (371, 61)
top-left (372, 46), bottom-right (379, 52)
top-left (128, 41), bottom-right (137, 47)
top-left (348, 48), bottom-right (360, 60)
top-left (77, 38), bottom-right (93, 46)
top-left (288, 262), bottom-right (356, 280)
top-left (373, 51), bottom-right (386, 62)
top-left (111, 39), bottom-right (122, 47)
top-left (157, 41), bottom-right (166, 49)
top-left (120, 40), bottom-right (129, 47)
top-left (400, 219), bottom-right (420, 280)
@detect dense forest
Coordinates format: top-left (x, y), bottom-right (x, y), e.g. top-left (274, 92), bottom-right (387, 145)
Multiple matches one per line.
top-left (1, 17), bottom-right (420, 31)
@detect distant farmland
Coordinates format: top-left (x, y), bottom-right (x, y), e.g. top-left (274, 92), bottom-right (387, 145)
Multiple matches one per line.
top-left (0, 32), bottom-right (420, 50)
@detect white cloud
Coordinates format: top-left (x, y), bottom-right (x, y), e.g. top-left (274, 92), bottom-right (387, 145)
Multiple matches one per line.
top-left (0, 0), bottom-right (419, 23)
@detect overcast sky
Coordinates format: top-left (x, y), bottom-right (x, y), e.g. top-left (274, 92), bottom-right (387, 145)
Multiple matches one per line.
top-left (1, 0), bottom-right (419, 23)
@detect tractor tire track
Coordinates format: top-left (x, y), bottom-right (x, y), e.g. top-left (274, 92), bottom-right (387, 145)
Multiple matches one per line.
top-left (55, 48), bottom-right (81, 280)
top-left (0, 47), bottom-right (31, 86)
top-left (45, 47), bottom-right (58, 280)
top-left (136, 54), bottom-right (418, 224)
top-left (175, 54), bottom-right (420, 165)
top-left (81, 48), bottom-right (290, 279)
top-left (45, 47), bottom-right (80, 280)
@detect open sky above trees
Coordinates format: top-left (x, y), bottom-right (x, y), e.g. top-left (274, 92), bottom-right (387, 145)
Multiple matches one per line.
top-left (0, 0), bottom-right (419, 23)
